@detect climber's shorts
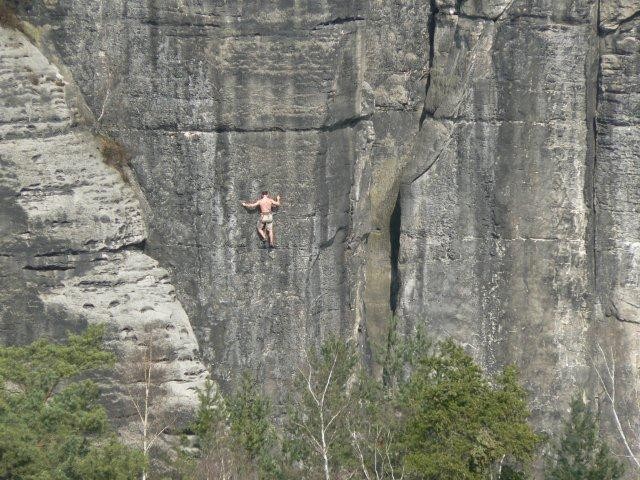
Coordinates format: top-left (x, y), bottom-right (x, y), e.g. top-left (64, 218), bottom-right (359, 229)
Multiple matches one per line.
top-left (258, 214), bottom-right (273, 232)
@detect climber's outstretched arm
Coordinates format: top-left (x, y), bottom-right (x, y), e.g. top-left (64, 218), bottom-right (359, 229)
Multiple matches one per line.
top-left (241, 200), bottom-right (259, 209)
top-left (271, 195), bottom-right (281, 207)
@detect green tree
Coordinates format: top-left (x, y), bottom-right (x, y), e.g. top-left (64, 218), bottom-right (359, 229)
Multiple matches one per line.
top-left (381, 318), bottom-right (432, 390)
top-left (187, 334), bottom-right (540, 480)
top-left (545, 397), bottom-right (624, 480)
top-left (0, 325), bottom-right (144, 479)
top-left (185, 379), bottom-right (259, 479)
top-left (398, 339), bottom-right (539, 479)
top-left (228, 373), bottom-right (280, 477)
top-left (186, 376), bottom-right (280, 480)
top-left (192, 379), bottom-right (227, 448)
top-left (72, 439), bottom-right (146, 480)
top-left (498, 465), bottom-right (529, 479)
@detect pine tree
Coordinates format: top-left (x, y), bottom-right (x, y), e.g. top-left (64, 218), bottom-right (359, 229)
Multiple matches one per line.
top-left (0, 325), bottom-right (144, 479)
top-left (186, 334), bottom-right (541, 480)
top-left (397, 340), bottom-right (539, 479)
top-left (186, 376), bottom-right (280, 480)
top-left (228, 373), bottom-right (280, 478)
top-left (546, 397), bottom-right (624, 480)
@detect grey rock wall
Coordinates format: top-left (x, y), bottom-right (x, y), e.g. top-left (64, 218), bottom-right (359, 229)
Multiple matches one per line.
top-left (398, 3), bottom-right (597, 427)
top-left (19, 0), bottom-right (431, 391)
top-left (593, 1), bottom-right (640, 446)
top-left (0, 26), bottom-right (207, 437)
top-left (3, 0), bottom-right (639, 464)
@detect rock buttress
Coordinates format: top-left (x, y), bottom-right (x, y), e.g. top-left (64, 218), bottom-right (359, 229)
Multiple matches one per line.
top-left (0, 25), bottom-right (208, 441)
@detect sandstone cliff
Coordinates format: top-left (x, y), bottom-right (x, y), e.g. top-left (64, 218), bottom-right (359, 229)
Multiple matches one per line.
top-left (1, 0), bottom-right (639, 455)
top-left (0, 25), bottom-right (208, 438)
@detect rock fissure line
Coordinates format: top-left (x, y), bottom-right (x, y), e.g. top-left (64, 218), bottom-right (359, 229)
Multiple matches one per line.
top-left (448, 2), bottom-right (515, 24)
top-left (600, 8), bottom-right (640, 34)
top-left (119, 114), bottom-right (373, 136)
top-left (388, 193), bottom-right (401, 314)
top-left (313, 16), bottom-right (365, 30)
top-left (32, 239), bottom-right (146, 258)
top-left (140, 18), bottom-right (221, 28)
top-left (418, 0), bottom-right (439, 130)
top-left (410, 130), bottom-right (455, 184)
top-left (609, 300), bottom-right (640, 325)
top-left (22, 264), bottom-right (75, 271)
top-left (319, 225), bottom-right (347, 250)
top-left (492, 0), bottom-right (517, 22)
top-left (590, 0), bottom-right (601, 309)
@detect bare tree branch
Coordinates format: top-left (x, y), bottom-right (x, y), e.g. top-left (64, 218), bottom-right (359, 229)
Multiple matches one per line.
top-left (321, 351), bottom-right (339, 407)
top-left (594, 342), bottom-right (640, 469)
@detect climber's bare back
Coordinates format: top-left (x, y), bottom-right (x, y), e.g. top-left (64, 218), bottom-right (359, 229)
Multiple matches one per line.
top-left (241, 192), bottom-right (281, 248)
top-left (257, 196), bottom-right (277, 213)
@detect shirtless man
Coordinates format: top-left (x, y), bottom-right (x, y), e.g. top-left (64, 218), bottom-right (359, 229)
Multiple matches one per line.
top-left (241, 191), bottom-right (281, 248)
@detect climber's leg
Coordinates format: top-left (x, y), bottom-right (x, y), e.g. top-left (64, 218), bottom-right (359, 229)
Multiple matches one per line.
top-left (265, 220), bottom-right (275, 247)
top-left (256, 218), bottom-right (267, 242)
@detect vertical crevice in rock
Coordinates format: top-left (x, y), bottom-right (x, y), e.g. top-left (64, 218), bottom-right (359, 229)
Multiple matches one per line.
top-left (419, 0), bottom-right (439, 129)
top-left (389, 192), bottom-right (401, 314)
top-left (586, 0), bottom-right (601, 301)
top-left (592, 58), bottom-right (600, 299)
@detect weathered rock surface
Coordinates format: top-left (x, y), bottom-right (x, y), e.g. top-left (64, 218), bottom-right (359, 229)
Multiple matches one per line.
top-left (18, 0), bottom-right (430, 392)
top-left (3, 0), bottom-right (640, 469)
top-left (399, 6), bottom-right (597, 429)
top-left (593, 2), bottom-right (640, 447)
top-left (0, 26), bottom-right (207, 435)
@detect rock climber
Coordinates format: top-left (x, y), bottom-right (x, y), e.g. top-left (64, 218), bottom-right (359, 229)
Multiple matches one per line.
top-left (241, 191), bottom-right (281, 248)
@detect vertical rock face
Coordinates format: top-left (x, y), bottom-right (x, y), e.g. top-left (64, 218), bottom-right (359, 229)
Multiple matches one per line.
top-left (4, 0), bottom-right (640, 455)
top-left (398, 4), bottom-right (597, 427)
top-left (594, 1), bottom-right (640, 439)
top-left (597, 5), bottom-right (640, 327)
top-left (20, 0), bottom-right (431, 390)
top-left (0, 26), bottom-right (207, 433)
